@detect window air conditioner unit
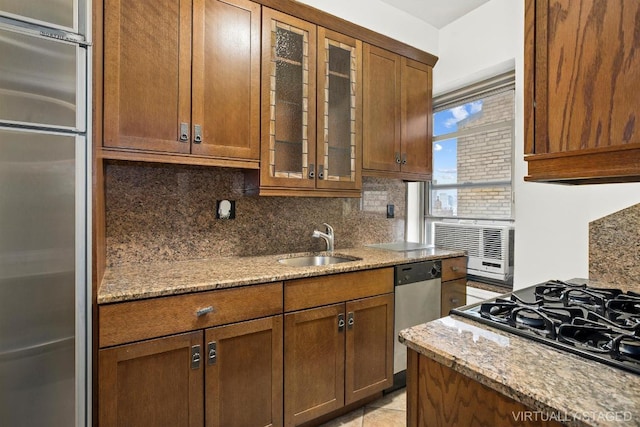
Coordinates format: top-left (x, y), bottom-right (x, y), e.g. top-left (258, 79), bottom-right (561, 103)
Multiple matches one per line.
top-left (434, 221), bottom-right (514, 284)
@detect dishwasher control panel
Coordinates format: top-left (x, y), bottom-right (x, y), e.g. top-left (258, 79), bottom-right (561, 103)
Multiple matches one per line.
top-left (394, 260), bottom-right (441, 285)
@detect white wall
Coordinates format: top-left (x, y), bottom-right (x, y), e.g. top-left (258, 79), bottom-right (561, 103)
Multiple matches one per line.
top-left (294, 0), bottom-right (439, 55)
top-left (434, 0), bottom-right (640, 288)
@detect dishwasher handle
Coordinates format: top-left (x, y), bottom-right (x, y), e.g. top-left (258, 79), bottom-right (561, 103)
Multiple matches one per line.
top-left (395, 260), bottom-right (441, 285)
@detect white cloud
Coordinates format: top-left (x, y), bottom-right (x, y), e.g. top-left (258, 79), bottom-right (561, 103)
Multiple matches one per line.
top-left (469, 100), bottom-right (483, 114)
top-left (444, 118), bottom-right (457, 127)
top-left (451, 106), bottom-right (469, 121)
top-left (444, 105), bottom-right (470, 128)
top-left (433, 143), bottom-right (442, 151)
top-left (437, 168), bottom-right (457, 174)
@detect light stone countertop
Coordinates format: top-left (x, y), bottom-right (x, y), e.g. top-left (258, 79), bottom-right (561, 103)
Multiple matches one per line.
top-left (98, 246), bottom-right (464, 304)
top-left (399, 315), bottom-right (640, 427)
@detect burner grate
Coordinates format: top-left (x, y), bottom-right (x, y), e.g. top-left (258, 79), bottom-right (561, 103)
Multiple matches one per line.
top-left (452, 280), bottom-right (640, 376)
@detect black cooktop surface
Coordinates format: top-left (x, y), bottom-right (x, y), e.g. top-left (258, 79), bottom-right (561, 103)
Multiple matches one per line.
top-left (451, 280), bottom-right (640, 375)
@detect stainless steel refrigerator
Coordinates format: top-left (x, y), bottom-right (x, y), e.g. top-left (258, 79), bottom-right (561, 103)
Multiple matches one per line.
top-left (0, 1), bottom-right (90, 425)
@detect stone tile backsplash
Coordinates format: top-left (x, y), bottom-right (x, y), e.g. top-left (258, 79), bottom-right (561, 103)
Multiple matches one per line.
top-left (105, 161), bottom-right (406, 267)
top-left (589, 203), bottom-right (640, 292)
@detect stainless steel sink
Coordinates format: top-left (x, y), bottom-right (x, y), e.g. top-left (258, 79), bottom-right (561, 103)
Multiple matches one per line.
top-left (278, 254), bottom-right (360, 267)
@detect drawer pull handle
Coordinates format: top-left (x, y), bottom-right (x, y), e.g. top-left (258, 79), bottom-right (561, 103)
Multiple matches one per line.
top-left (451, 266), bottom-right (459, 272)
top-left (196, 306), bottom-right (214, 317)
top-left (451, 298), bottom-right (459, 304)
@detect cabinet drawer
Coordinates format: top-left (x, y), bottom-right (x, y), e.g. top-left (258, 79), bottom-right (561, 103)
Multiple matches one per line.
top-left (284, 268), bottom-right (393, 312)
top-left (441, 257), bottom-right (467, 281)
top-left (441, 278), bottom-right (467, 317)
top-left (99, 282), bottom-right (283, 347)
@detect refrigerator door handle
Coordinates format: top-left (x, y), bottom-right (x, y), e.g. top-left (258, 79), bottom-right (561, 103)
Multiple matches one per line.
top-left (0, 336), bottom-right (74, 360)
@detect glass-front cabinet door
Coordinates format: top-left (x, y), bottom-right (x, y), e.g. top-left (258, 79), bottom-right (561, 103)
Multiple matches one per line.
top-left (261, 8), bottom-right (317, 191)
top-left (261, 9), bottom-right (362, 196)
top-left (316, 28), bottom-right (361, 192)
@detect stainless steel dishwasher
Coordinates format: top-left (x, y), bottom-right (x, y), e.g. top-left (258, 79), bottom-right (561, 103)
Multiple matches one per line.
top-left (393, 260), bottom-right (442, 388)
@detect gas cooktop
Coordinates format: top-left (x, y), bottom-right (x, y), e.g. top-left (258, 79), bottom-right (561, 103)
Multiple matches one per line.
top-left (451, 280), bottom-right (640, 375)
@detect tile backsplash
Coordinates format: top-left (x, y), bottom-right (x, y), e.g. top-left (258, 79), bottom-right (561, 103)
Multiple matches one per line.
top-left (105, 161), bottom-right (406, 267)
top-left (589, 203), bottom-right (640, 292)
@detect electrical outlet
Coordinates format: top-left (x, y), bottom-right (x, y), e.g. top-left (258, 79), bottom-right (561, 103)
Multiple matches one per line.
top-left (216, 200), bottom-right (235, 219)
top-left (387, 204), bottom-right (394, 218)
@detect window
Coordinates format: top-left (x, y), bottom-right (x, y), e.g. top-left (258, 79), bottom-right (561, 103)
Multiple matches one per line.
top-left (427, 72), bottom-right (515, 222)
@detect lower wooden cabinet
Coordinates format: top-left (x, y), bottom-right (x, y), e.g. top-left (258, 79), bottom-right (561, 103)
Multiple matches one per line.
top-left (441, 278), bottom-right (467, 317)
top-left (205, 316), bottom-right (283, 427)
top-left (99, 331), bottom-right (204, 427)
top-left (98, 315), bottom-right (283, 427)
top-left (284, 304), bottom-right (345, 426)
top-left (407, 349), bottom-right (563, 427)
top-left (345, 294), bottom-right (394, 405)
top-left (98, 269), bottom-right (396, 427)
top-left (283, 286), bottom-right (394, 426)
top-left (440, 257), bottom-right (467, 316)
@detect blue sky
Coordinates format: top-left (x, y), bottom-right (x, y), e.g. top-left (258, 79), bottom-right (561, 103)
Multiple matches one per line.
top-left (432, 101), bottom-right (483, 185)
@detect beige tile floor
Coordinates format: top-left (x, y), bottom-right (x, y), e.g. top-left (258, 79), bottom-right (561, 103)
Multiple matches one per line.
top-left (319, 388), bottom-right (406, 427)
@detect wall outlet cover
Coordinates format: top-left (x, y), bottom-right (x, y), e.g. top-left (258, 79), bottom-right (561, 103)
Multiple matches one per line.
top-left (216, 200), bottom-right (235, 219)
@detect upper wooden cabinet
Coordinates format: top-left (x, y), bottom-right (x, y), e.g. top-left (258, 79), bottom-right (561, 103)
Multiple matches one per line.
top-left (259, 8), bottom-right (362, 197)
top-left (363, 44), bottom-right (433, 181)
top-left (316, 28), bottom-right (363, 194)
top-left (103, 0), bottom-right (260, 166)
top-left (525, 0), bottom-right (640, 183)
top-left (362, 45), bottom-right (400, 175)
top-left (97, 0), bottom-right (436, 183)
top-left (401, 57), bottom-right (433, 177)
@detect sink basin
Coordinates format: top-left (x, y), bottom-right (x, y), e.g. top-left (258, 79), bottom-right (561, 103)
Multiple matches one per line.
top-left (278, 254), bottom-right (360, 267)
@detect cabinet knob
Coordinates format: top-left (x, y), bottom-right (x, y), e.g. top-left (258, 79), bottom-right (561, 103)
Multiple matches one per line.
top-left (207, 342), bottom-right (217, 365)
top-left (451, 266), bottom-right (459, 272)
top-left (347, 312), bottom-right (354, 329)
top-left (318, 164), bottom-right (324, 180)
top-left (179, 122), bottom-right (189, 142)
top-left (451, 298), bottom-right (459, 304)
top-left (309, 164), bottom-right (315, 179)
top-left (193, 124), bottom-right (202, 144)
top-left (395, 152), bottom-right (401, 164)
top-left (191, 345), bottom-right (201, 369)
top-left (338, 313), bottom-right (345, 332)
top-left (401, 153), bottom-right (407, 165)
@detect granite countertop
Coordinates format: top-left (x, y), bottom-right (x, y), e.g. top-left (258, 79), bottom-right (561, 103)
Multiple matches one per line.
top-left (399, 315), bottom-right (640, 427)
top-left (99, 246), bottom-right (464, 304)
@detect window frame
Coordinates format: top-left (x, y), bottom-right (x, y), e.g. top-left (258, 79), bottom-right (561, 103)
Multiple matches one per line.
top-left (425, 71), bottom-right (516, 227)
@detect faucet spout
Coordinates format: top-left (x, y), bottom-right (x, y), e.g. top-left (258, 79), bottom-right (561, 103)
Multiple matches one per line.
top-left (312, 223), bottom-right (334, 252)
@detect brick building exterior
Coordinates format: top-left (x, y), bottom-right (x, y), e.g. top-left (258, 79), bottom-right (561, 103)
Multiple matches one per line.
top-left (433, 90), bottom-right (514, 218)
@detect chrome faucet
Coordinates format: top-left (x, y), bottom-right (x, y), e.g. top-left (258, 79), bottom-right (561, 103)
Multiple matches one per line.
top-left (312, 223), bottom-right (334, 252)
